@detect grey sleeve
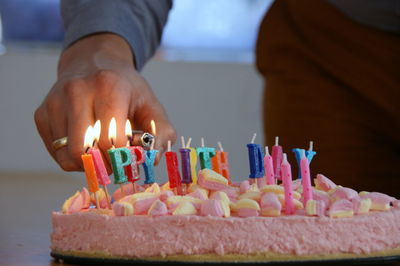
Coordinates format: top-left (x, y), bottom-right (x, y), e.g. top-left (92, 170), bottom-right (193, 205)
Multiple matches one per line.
top-left (60, 0), bottom-right (172, 71)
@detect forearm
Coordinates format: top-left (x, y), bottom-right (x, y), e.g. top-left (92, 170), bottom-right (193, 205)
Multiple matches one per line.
top-left (58, 33), bottom-right (134, 78)
top-left (60, 0), bottom-right (172, 71)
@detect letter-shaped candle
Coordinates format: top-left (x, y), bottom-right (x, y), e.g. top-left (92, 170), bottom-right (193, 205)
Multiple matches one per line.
top-left (281, 153), bottom-right (295, 215)
top-left (264, 146), bottom-right (275, 185)
top-left (196, 137), bottom-right (215, 169)
top-left (292, 141), bottom-right (316, 179)
top-left (180, 148), bottom-right (192, 185)
top-left (165, 140), bottom-right (181, 188)
top-left (212, 141), bottom-right (231, 183)
top-left (247, 134), bottom-right (265, 179)
top-left (108, 147), bottom-right (132, 184)
top-left (189, 147), bottom-right (198, 183)
top-left (88, 120), bottom-right (111, 187)
top-left (300, 150), bottom-right (313, 204)
top-left (142, 149), bottom-right (158, 184)
top-left (272, 136), bottom-right (283, 181)
top-left (126, 146), bottom-right (145, 182)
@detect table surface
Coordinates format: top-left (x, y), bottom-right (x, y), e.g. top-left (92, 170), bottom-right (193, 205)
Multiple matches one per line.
top-left (0, 171), bottom-right (86, 266)
top-left (1, 172), bottom-right (399, 266)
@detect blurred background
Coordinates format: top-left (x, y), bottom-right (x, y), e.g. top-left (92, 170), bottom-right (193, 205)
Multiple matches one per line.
top-left (0, 0), bottom-right (272, 184)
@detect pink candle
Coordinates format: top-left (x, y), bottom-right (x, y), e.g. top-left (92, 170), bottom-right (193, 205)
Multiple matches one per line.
top-left (281, 153), bottom-right (295, 215)
top-left (272, 136), bottom-right (283, 181)
top-left (88, 148), bottom-right (110, 186)
top-left (264, 146), bottom-right (275, 185)
top-left (300, 150), bottom-right (313, 204)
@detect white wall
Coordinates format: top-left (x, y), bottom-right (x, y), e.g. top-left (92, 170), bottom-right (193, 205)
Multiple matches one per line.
top-left (0, 49), bottom-right (264, 182)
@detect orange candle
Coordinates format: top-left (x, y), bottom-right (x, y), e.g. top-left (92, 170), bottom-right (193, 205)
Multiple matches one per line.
top-left (212, 142), bottom-right (231, 184)
top-left (82, 153), bottom-right (99, 193)
top-left (82, 126), bottom-right (100, 194)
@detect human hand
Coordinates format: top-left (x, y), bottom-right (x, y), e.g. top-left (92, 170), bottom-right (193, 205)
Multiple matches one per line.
top-left (34, 33), bottom-right (176, 171)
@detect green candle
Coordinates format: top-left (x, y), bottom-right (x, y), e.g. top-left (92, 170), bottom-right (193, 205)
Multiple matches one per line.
top-left (108, 147), bottom-right (132, 184)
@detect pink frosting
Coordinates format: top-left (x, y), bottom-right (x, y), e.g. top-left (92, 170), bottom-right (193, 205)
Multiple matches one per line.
top-left (314, 174), bottom-right (337, 191)
top-left (51, 208), bottom-right (400, 257)
top-left (201, 200), bottom-right (224, 217)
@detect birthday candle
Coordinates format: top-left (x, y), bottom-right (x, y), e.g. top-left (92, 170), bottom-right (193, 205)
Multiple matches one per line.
top-left (142, 120), bottom-right (158, 185)
top-left (143, 149), bottom-right (158, 185)
top-left (186, 138), bottom-right (198, 184)
top-left (300, 150), bottom-right (313, 204)
top-left (88, 121), bottom-right (110, 187)
top-left (247, 133), bottom-right (265, 179)
top-left (180, 136), bottom-right (192, 184)
top-left (212, 141), bottom-right (231, 183)
top-left (126, 146), bottom-right (145, 183)
top-left (81, 126), bottom-right (100, 208)
top-left (264, 146), bottom-right (275, 185)
top-left (165, 140), bottom-right (181, 189)
top-left (292, 141), bottom-right (316, 179)
top-left (281, 153), bottom-right (295, 215)
top-left (108, 147), bottom-right (132, 184)
top-left (272, 136), bottom-right (283, 181)
top-left (196, 137), bottom-right (216, 169)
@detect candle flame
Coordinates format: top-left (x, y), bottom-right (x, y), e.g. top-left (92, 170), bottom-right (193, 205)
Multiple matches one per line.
top-left (93, 120), bottom-right (101, 142)
top-left (108, 117), bottom-right (117, 145)
top-left (125, 120), bottom-right (132, 138)
top-left (150, 120), bottom-right (156, 136)
top-left (84, 125), bottom-right (94, 150)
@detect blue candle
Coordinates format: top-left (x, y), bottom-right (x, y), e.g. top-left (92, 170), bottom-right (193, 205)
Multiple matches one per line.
top-left (247, 143), bottom-right (265, 179)
top-left (142, 149), bottom-right (158, 184)
top-left (108, 147), bottom-right (132, 184)
top-left (292, 142), bottom-right (316, 179)
top-left (180, 148), bottom-right (192, 184)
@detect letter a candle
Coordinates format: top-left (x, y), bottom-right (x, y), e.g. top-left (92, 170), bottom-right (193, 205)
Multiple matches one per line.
top-left (81, 125), bottom-right (100, 208)
top-left (88, 120), bottom-right (111, 208)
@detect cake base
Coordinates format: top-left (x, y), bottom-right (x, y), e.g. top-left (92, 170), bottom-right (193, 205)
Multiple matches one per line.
top-left (51, 247), bottom-right (400, 265)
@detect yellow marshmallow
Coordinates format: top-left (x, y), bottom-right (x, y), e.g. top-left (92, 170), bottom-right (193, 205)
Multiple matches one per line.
top-left (173, 201), bottom-right (197, 215)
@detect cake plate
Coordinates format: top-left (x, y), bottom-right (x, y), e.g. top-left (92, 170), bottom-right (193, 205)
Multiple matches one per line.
top-left (51, 252), bottom-right (400, 266)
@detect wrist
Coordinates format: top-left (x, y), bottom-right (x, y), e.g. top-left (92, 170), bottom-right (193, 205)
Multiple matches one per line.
top-left (58, 33), bottom-right (135, 77)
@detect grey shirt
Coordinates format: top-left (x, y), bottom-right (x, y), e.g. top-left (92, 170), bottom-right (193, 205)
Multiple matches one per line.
top-left (61, 0), bottom-right (172, 71)
top-left (61, 0), bottom-right (399, 71)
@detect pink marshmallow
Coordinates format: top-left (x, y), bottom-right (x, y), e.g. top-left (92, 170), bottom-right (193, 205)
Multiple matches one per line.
top-left (330, 187), bottom-right (358, 201)
top-left (240, 180), bottom-right (251, 194)
top-left (160, 190), bottom-right (174, 202)
top-left (314, 174), bottom-right (337, 192)
top-left (148, 200), bottom-right (168, 217)
top-left (201, 200), bottom-right (224, 217)
top-left (237, 208), bottom-right (259, 217)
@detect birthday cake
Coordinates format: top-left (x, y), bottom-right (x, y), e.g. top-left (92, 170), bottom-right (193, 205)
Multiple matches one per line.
top-left (51, 169), bottom-right (400, 263)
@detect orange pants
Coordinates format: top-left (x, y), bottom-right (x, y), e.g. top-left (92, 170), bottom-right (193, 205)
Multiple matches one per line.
top-left (256, 0), bottom-right (400, 197)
